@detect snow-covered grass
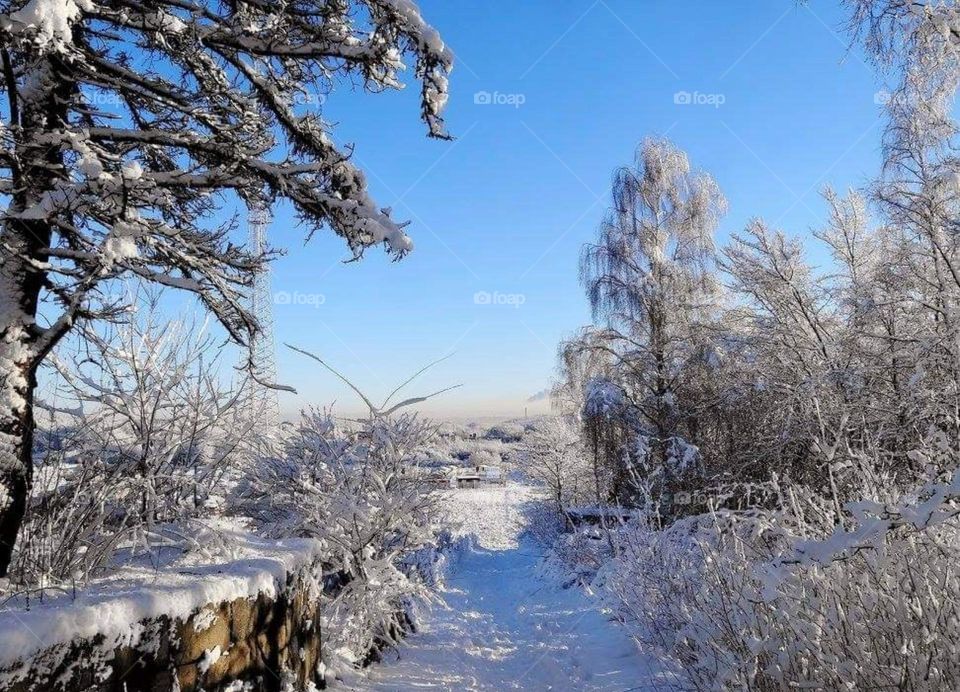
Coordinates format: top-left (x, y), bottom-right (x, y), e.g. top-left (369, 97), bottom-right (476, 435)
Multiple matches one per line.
top-left (435, 483), bottom-right (539, 550)
top-left (594, 475), bottom-right (960, 690)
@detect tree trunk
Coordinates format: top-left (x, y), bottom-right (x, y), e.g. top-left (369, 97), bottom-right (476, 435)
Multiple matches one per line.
top-left (0, 364), bottom-right (35, 578)
top-left (0, 222), bottom-right (49, 579)
top-left (0, 50), bottom-right (72, 577)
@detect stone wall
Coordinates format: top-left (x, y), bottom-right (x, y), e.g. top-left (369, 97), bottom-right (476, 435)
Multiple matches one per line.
top-left (0, 536), bottom-right (461, 692)
top-left (0, 568), bottom-right (330, 692)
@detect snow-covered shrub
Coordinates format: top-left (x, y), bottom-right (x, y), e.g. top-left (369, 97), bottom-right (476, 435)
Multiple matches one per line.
top-left (47, 297), bottom-right (259, 530)
top-left (7, 292), bottom-right (259, 590)
top-left (240, 409), bottom-right (439, 664)
top-left (483, 423), bottom-right (524, 443)
top-left (9, 424), bottom-right (126, 591)
top-left (448, 437), bottom-right (504, 460)
top-left (468, 448), bottom-right (501, 468)
top-left (605, 462), bottom-right (960, 690)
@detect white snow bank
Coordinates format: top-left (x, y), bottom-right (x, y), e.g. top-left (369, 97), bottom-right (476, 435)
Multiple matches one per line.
top-left (0, 522), bottom-right (324, 668)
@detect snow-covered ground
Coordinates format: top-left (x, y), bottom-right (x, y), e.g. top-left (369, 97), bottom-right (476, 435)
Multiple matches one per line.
top-left (361, 484), bottom-right (671, 691)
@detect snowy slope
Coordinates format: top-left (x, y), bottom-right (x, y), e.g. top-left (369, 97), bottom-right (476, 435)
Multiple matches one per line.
top-left (361, 485), bottom-right (672, 691)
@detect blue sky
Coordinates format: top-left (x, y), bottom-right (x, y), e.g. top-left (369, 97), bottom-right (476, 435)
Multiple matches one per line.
top-left (242, 1), bottom-right (888, 419)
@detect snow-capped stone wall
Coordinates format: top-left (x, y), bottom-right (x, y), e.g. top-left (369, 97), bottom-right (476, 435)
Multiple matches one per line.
top-left (0, 566), bottom-right (328, 692)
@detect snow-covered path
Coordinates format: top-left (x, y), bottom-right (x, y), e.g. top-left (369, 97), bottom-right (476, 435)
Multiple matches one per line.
top-left (361, 485), bottom-right (669, 691)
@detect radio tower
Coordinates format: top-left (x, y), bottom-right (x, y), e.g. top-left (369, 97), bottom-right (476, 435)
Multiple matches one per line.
top-left (247, 203), bottom-right (280, 426)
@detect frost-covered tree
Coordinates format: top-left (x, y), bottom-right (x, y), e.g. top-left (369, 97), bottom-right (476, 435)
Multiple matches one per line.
top-left (580, 138), bottom-right (726, 493)
top-left (720, 219), bottom-right (847, 486)
top-left (239, 408), bottom-right (438, 663)
top-left (519, 416), bottom-right (590, 518)
top-left (0, 0), bottom-right (452, 576)
top-left (47, 289), bottom-right (254, 529)
top-left (13, 288), bottom-right (253, 586)
top-left (845, 0), bottom-right (960, 157)
top-left (846, 0), bottom-right (960, 337)
top-left (553, 327), bottom-right (619, 416)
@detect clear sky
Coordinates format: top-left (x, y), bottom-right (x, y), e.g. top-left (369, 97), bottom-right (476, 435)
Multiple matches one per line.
top-left (231, 1), bottom-right (889, 419)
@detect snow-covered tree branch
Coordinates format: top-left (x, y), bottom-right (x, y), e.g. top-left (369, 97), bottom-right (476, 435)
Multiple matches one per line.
top-left (0, 0), bottom-right (453, 576)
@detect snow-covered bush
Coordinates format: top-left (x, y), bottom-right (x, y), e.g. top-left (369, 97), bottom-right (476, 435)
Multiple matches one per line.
top-left (483, 423), bottom-right (524, 443)
top-left (443, 437), bottom-right (508, 467)
top-left (8, 423), bottom-right (126, 591)
top-left (53, 303), bottom-right (256, 521)
top-left (605, 460), bottom-right (960, 690)
top-left (8, 291), bottom-right (260, 590)
top-left (468, 448), bottom-right (501, 468)
top-left (239, 408), bottom-right (439, 664)
top-left (6, 314), bottom-right (450, 677)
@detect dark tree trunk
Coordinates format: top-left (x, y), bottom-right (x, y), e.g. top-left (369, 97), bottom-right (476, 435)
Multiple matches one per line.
top-left (0, 49), bottom-right (71, 577)
top-left (0, 215), bottom-right (52, 578)
top-left (0, 368), bottom-right (36, 578)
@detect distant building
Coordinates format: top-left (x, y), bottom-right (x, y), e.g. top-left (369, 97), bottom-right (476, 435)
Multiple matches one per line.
top-left (453, 464), bottom-right (503, 488)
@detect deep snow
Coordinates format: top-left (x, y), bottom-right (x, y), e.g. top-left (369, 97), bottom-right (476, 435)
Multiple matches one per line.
top-left (362, 485), bottom-right (671, 691)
